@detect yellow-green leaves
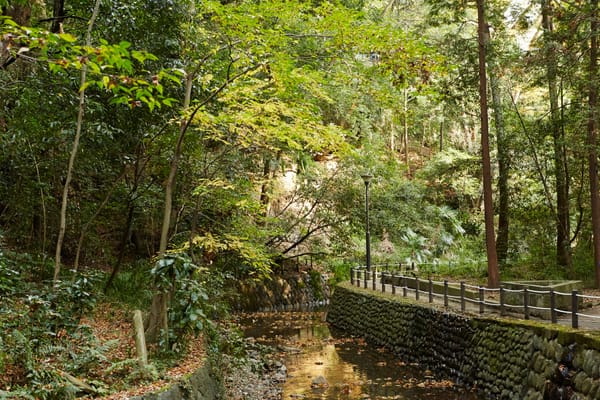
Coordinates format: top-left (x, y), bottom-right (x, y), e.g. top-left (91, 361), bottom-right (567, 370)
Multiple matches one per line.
top-left (1, 17), bottom-right (181, 111)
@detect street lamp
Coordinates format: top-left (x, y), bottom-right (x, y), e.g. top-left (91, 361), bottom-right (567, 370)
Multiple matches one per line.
top-left (361, 173), bottom-right (373, 271)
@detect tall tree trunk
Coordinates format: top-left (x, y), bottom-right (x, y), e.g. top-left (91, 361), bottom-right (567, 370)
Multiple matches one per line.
top-left (145, 72), bottom-right (194, 345)
top-left (74, 168), bottom-right (126, 270)
top-left (588, 0), bottom-right (600, 287)
top-left (2, 2), bottom-right (32, 25)
top-left (477, 0), bottom-right (500, 288)
top-left (51, 0), bottom-right (65, 33)
top-left (541, 0), bottom-right (571, 270)
top-left (260, 155), bottom-right (272, 217)
top-left (403, 87), bottom-right (410, 174)
top-left (104, 153), bottom-right (145, 292)
top-left (487, 28), bottom-right (510, 265)
top-left (53, 0), bottom-right (101, 285)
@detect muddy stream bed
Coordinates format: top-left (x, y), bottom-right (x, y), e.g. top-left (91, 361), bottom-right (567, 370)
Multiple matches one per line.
top-left (236, 311), bottom-right (482, 400)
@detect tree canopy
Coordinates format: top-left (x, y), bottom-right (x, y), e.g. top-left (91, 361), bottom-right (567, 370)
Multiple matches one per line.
top-left (3, 0), bottom-right (600, 383)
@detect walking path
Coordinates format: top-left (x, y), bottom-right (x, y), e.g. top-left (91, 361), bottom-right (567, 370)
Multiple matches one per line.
top-left (350, 274), bottom-right (600, 332)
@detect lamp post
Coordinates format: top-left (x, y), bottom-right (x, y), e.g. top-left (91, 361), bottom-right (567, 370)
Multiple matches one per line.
top-left (361, 173), bottom-right (373, 271)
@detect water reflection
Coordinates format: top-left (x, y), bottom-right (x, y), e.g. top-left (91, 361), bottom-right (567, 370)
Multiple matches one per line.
top-left (239, 311), bottom-right (481, 400)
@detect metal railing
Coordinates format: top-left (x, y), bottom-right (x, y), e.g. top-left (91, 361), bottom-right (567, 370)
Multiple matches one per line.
top-left (350, 266), bottom-right (600, 330)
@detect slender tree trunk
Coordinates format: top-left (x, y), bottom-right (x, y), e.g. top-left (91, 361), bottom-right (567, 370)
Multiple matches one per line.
top-left (260, 155), bottom-right (272, 216)
top-left (487, 28), bottom-right (510, 265)
top-left (542, 0), bottom-right (571, 270)
top-left (588, 0), bottom-right (600, 287)
top-left (145, 72), bottom-right (193, 344)
top-left (51, 0), bottom-right (65, 33)
top-left (439, 116), bottom-right (443, 152)
top-left (53, 0), bottom-right (101, 285)
top-left (27, 140), bottom-right (47, 254)
top-left (104, 203), bottom-right (135, 292)
top-left (104, 152), bottom-right (145, 293)
top-left (74, 169), bottom-right (126, 270)
top-left (477, 0), bottom-right (500, 288)
top-left (403, 87), bottom-right (410, 174)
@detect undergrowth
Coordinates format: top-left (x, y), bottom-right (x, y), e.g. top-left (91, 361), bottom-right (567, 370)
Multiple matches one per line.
top-left (0, 249), bottom-right (221, 399)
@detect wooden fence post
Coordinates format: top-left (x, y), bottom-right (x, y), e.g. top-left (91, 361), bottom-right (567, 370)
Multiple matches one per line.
top-left (524, 288), bottom-right (529, 320)
top-left (392, 273), bottom-right (396, 295)
top-left (460, 281), bottom-right (465, 312)
top-left (350, 268), bottom-right (354, 286)
top-left (550, 289), bottom-right (557, 323)
top-left (415, 277), bottom-right (420, 301)
top-left (444, 280), bottom-right (448, 307)
top-left (479, 287), bottom-right (484, 314)
top-left (133, 310), bottom-right (148, 369)
top-left (428, 279), bottom-right (433, 303)
top-left (572, 290), bottom-right (579, 329)
top-left (381, 272), bottom-right (386, 293)
top-left (500, 287), bottom-right (505, 316)
top-left (372, 267), bottom-right (377, 290)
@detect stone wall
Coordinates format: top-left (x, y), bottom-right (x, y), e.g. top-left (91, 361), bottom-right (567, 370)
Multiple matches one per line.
top-left (232, 272), bottom-right (330, 312)
top-left (130, 362), bottom-right (223, 400)
top-left (327, 283), bottom-right (600, 399)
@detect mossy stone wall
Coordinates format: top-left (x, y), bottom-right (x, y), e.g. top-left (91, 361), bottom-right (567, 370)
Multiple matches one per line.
top-left (327, 283), bottom-right (600, 399)
top-left (131, 362), bottom-right (223, 400)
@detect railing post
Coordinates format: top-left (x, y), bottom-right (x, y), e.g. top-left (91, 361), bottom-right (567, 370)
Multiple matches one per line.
top-left (479, 287), bottom-right (484, 314)
top-left (444, 280), bottom-right (448, 307)
top-left (381, 271), bottom-right (386, 293)
top-left (372, 267), bottom-right (377, 290)
top-left (364, 270), bottom-right (368, 289)
top-left (572, 290), bottom-right (579, 329)
top-left (428, 279), bottom-right (433, 303)
top-left (500, 287), bottom-right (505, 316)
top-left (415, 277), bottom-right (420, 301)
top-left (402, 276), bottom-right (407, 297)
top-left (460, 281), bottom-right (465, 312)
top-left (550, 289), bottom-right (557, 324)
top-left (524, 288), bottom-right (529, 320)
top-left (350, 268), bottom-right (355, 285)
top-left (392, 273), bottom-right (396, 295)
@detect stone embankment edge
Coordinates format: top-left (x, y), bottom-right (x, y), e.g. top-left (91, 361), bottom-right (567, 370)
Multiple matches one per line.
top-left (130, 360), bottom-right (223, 400)
top-left (326, 282), bottom-right (600, 400)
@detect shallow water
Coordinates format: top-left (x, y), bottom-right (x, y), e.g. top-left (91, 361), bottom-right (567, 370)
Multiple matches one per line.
top-left (239, 311), bottom-right (482, 400)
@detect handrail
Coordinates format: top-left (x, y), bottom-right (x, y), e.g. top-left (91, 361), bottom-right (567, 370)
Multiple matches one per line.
top-left (350, 266), bottom-right (600, 330)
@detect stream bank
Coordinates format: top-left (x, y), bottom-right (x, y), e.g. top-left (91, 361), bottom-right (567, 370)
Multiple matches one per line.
top-left (328, 282), bottom-right (600, 399)
top-left (236, 311), bottom-right (481, 399)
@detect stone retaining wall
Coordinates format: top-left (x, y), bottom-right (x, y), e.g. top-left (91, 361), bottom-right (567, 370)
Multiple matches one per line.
top-left (131, 362), bottom-right (222, 400)
top-left (327, 283), bottom-right (600, 399)
top-left (232, 272), bottom-right (330, 311)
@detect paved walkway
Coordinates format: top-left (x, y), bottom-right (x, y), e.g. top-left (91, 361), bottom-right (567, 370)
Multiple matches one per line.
top-left (351, 278), bottom-right (600, 332)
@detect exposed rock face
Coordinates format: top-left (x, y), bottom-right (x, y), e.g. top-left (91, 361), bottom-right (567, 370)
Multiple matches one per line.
top-left (327, 282), bottom-right (600, 400)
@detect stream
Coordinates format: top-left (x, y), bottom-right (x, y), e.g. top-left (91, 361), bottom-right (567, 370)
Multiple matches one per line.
top-left (238, 311), bottom-right (482, 400)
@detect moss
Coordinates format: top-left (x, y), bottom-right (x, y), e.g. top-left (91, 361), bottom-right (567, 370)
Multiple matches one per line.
top-left (330, 281), bottom-right (600, 398)
top-left (308, 270), bottom-right (324, 300)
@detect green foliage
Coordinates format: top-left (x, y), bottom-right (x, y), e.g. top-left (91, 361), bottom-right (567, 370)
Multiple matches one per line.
top-left (104, 261), bottom-right (154, 309)
top-left (0, 256), bottom-right (111, 398)
top-left (0, 16), bottom-right (181, 110)
top-left (151, 253), bottom-right (215, 351)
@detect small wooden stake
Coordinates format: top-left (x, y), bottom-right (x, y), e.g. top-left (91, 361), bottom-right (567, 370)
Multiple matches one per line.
top-left (133, 309), bottom-right (148, 368)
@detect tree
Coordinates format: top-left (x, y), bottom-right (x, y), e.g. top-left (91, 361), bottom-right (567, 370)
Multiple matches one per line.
top-left (477, 0), bottom-right (500, 288)
top-left (54, 0), bottom-right (101, 284)
top-left (588, 0), bottom-right (600, 287)
top-left (541, 0), bottom-right (572, 270)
